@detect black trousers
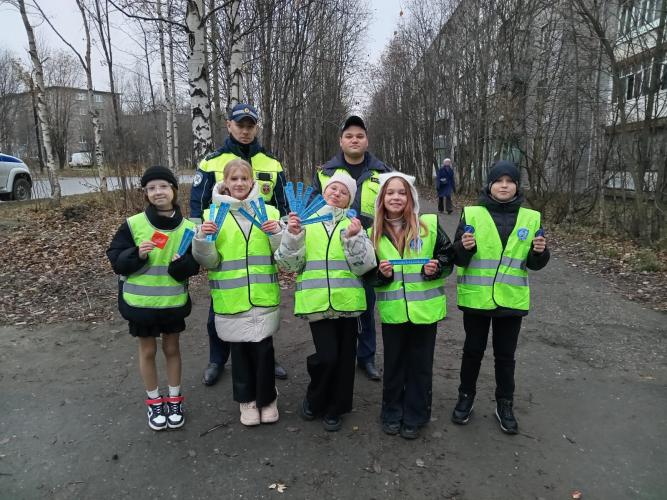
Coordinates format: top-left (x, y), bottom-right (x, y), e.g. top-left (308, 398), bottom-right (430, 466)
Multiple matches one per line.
top-left (381, 322), bottom-right (437, 427)
top-left (437, 196), bottom-right (453, 213)
top-left (458, 313), bottom-right (522, 401)
top-left (208, 300), bottom-right (230, 365)
top-left (306, 317), bottom-right (358, 417)
top-left (230, 337), bottom-right (276, 407)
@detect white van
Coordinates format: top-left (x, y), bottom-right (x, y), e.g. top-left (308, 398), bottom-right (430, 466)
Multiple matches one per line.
top-left (69, 152), bottom-right (93, 167)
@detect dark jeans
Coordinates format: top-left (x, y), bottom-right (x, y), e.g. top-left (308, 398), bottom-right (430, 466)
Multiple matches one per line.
top-left (357, 284), bottom-right (377, 365)
top-left (458, 313), bottom-right (522, 401)
top-left (230, 337), bottom-right (276, 407)
top-left (381, 322), bottom-right (437, 427)
top-left (306, 317), bottom-right (358, 417)
top-left (438, 196), bottom-right (453, 213)
top-left (207, 300), bottom-right (230, 365)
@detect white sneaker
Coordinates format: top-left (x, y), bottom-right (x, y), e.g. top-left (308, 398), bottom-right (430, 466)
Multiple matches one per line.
top-left (146, 396), bottom-right (167, 431)
top-left (260, 397), bottom-right (279, 424)
top-left (239, 401), bottom-right (260, 426)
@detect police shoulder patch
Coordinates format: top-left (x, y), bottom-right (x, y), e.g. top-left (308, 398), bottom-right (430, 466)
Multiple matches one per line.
top-left (193, 171), bottom-right (203, 187)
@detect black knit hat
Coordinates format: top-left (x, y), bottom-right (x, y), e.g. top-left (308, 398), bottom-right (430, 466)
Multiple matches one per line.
top-left (487, 160), bottom-right (520, 189)
top-left (141, 165), bottom-right (178, 189)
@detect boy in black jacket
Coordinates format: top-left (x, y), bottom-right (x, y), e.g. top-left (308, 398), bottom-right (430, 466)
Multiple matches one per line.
top-left (450, 161), bottom-right (549, 434)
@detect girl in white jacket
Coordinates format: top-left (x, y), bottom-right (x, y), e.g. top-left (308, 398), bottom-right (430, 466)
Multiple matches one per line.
top-left (193, 159), bottom-right (283, 426)
top-left (275, 172), bottom-right (376, 431)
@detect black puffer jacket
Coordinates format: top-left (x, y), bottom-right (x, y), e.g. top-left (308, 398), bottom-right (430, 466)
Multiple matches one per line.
top-left (452, 189), bottom-right (550, 317)
top-left (106, 204), bottom-right (200, 325)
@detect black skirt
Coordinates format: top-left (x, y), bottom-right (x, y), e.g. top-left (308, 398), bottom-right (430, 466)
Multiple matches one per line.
top-left (128, 318), bottom-right (186, 338)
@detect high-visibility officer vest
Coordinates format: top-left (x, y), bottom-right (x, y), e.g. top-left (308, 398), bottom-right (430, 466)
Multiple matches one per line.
top-left (200, 151), bottom-right (283, 202)
top-left (456, 206), bottom-right (540, 311)
top-left (294, 216), bottom-right (366, 315)
top-left (206, 203), bottom-right (280, 314)
top-left (318, 168), bottom-right (381, 220)
top-left (371, 214), bottom-right (446, 324)
top-left (123, 213), bottom-right (196, 309)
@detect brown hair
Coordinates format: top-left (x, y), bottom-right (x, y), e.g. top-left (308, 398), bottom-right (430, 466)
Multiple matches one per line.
top-left (371, 176), bottom-right (427, 256)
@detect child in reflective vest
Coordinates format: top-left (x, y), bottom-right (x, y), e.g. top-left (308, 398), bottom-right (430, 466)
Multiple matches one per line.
top-left (450, 160), bottom-right (549, 434)
top-left (275, 172), bottom-right (376, 432)
top-left (106, 166), bottom-right (199, 432)
top-left (193, 159), bottom-right (283, 426)
top-left (369, 172), bottom-right (454, 440)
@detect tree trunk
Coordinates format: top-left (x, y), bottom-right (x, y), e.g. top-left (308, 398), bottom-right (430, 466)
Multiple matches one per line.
top-left (227, 0), bottom-right (243, 109)
top-left (168, 4), bottom-right (180, 170)
top-left (18, 0), bottom-right (60, 204)
top-left (157, 0), bottom-right (174, 170)
top-left (186, 0), bottom-right (213, 163)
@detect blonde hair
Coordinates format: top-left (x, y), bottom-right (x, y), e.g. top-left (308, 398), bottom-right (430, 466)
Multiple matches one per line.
top-left (218, 159), bottom-right (253, 196)
top-left (372, 176), bottom-right (427, 256)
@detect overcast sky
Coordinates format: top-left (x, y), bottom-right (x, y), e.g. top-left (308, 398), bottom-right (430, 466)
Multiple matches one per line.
top-left (0, 0), bottom-right (405, 92)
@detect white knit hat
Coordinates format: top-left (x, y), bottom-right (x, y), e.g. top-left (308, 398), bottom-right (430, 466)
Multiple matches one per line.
top-left (323, 172), bottom-right (357, 208)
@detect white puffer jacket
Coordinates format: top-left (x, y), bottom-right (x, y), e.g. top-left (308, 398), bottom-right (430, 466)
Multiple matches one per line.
top-left (193, 182), bottom-right (283, 342)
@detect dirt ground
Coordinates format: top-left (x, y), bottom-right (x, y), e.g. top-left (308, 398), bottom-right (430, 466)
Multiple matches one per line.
top-left (1, 201), bottom-right (665, 500)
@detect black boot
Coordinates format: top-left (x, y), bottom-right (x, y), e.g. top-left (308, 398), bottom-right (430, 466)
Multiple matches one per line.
top-left (495, 399), bottom-right (518, 434)
top-left (451, 392), bottom-right (475, 425)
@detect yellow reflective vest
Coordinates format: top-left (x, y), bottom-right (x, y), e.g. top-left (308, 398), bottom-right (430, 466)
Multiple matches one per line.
top-left (123, 213), bottom-right (195, 309)
top-left (206, 204), bottom-right (280, 314)
top-left (456, 206), bottom-right (540, 311)
top-left (371, 214), bottom-right (446, 324)
top-left (199, 151), bottom-right (283, 202)
top-left (294, 217), bottom-right (366, 315)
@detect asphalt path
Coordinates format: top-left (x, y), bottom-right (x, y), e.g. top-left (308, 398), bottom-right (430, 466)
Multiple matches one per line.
top-left (1, 197), bottom-right (665, 499)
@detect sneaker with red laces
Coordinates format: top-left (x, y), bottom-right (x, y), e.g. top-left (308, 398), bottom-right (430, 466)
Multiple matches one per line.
top-left (146, 396), bottom-right (167, 431)
top-left (165, 395), bottom-right (185, 429)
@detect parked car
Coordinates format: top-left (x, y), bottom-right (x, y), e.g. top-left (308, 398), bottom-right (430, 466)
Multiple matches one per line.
top-left (0, 153), bottom-right (32, 201)
top-left (69, 151), bottom-right (93, 167)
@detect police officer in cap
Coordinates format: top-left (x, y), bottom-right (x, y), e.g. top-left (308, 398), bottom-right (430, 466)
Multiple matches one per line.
top-left (190, 103), bottom-right (289, 384)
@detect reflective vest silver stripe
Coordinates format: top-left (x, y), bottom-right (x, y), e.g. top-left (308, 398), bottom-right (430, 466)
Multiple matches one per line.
top-left (134, 265), bottom-right (170, 276)
top-left (303, 260), bottom-right (351, 272)
top-left (392, 271), bottom-right (427, 284)
top-left (216, 256), bottom-right (273, 272)
top-left (500, 256), bottom-right (527, 271)
top-left (295, 277), bottom-right (363, 291)
top-left (466, 259), bottom-right (500, 270)
top-left (376, 286), bottom-right (445, 302)
top-left (209, 274), bottom-right (278, 289)
top-left (467, 258), bottom-right (526, 271)
top-left (123, 283), bottom-right (186, 296)
top-left (457, 274), bottom-right (528, 286)
top-left (496, 273), bottom-right (529, 286)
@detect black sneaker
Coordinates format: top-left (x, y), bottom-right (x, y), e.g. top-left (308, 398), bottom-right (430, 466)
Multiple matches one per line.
top-left (322, 415), bottom-right (342, 432)
top-left (299, 398), bottom-right (316, 421)
top-left (399, 424), bottom-right (419, 440)
top-left (451, 392), bottom-right (475, 425)
top-left (382, 421), bottom-right (400, 435)
top-left (165, 395), bottom-right (185, 429)
top-left (146, 396), bottom-right (167, 431)
top-left (495, 399), bottom-right (518, 434)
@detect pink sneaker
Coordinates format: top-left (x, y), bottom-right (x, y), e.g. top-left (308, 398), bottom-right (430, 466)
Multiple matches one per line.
top-left (260, 397), bottom-right (279, 424)
top-left (239, 401), bottom-right (260, 426)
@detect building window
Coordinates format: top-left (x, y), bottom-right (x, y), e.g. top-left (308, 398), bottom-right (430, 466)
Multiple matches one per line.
top-left (94, 94), bottom-right (103, 103)
top-left (76, 92), bottom-right (86, 101)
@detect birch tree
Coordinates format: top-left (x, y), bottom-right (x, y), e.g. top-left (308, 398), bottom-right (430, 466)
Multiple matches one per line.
top-left (32, 0), bottom-right (107, 191)
top-left (17, 0), bottom-right (61, 203)
top-left (157, 0), bottom-right (175, 169)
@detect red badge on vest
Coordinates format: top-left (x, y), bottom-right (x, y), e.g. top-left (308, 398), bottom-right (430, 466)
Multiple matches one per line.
top-left (150, 231), bottom-right (169, 249)
top-left (262, 182), bottom-right (271, 195)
